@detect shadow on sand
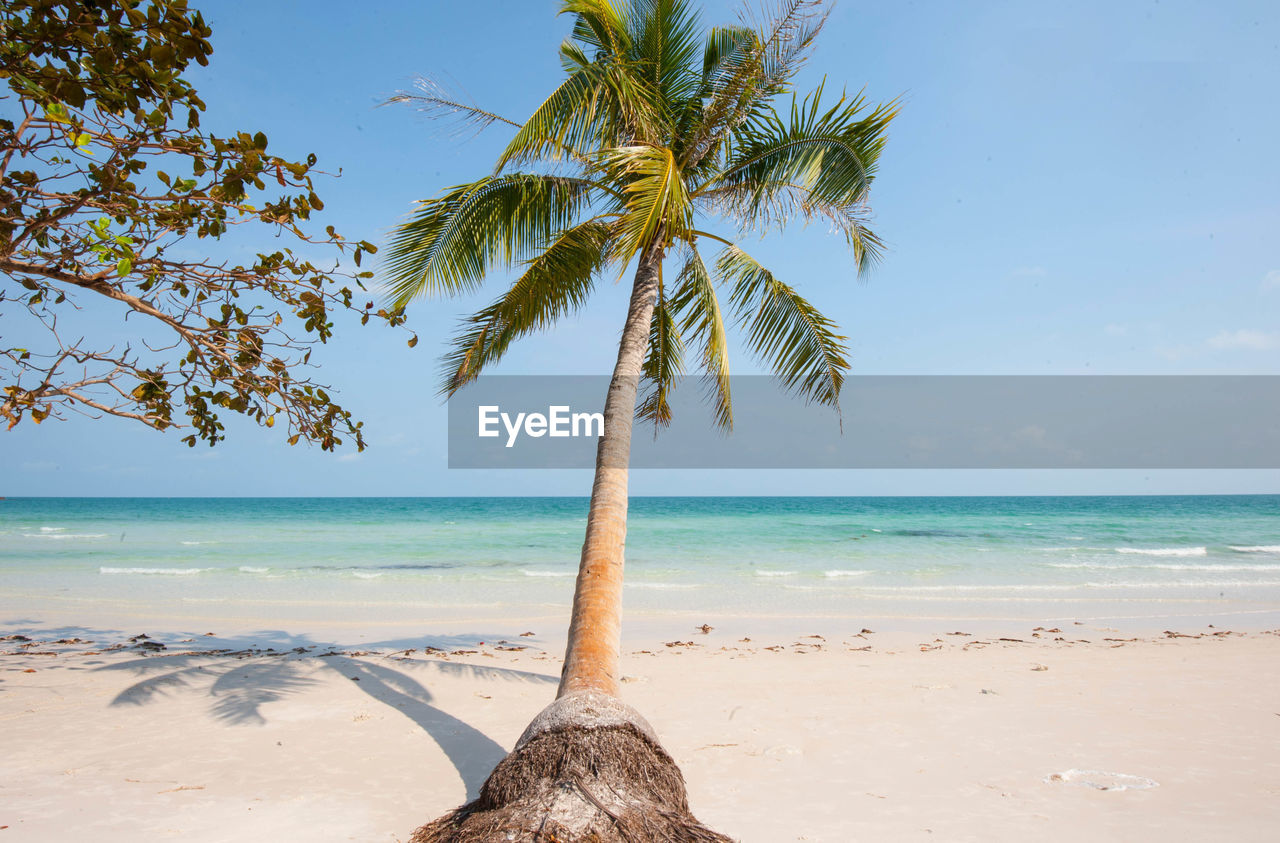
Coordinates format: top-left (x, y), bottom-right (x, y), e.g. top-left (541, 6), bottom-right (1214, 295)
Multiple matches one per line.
top-left (2, 623), bottom-right (558, 800)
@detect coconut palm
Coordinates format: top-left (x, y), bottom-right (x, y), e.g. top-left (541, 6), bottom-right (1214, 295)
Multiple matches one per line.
top-left (386, 0), bottom-right (895, 838)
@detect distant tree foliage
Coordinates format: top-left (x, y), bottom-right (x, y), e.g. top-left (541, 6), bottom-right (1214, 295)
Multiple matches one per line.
top-left (0, 0), bottom-right (406, 450)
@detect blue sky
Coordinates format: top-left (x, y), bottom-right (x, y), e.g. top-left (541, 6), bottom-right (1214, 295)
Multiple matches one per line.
top-left (3, 0), bottom-right (1278, 496)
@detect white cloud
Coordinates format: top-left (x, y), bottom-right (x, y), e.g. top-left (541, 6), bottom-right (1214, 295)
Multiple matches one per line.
top-left (1104, 323), bottom-right (1128, 336)
top-left (337, 452), bottom-right (362, 463)
top-left (1206, 329), bottom-right (1280, 351)
top-left (1262, 270), bottom-right (1280, 291)
top-left (1009, 265), bottom-right (1047, 278)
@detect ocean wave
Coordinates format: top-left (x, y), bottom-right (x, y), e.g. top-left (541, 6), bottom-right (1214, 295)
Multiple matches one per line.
top-left (352, 571), bottom-right (383, 579)
top-left (100, 566), bottom-right (210, 576)
top-left (1115, 547), bottom-right (1206, 557)
top-left (1229, 545), bottom-right (1280, 553)
top-left (380, 563), bottom-right (458, 571)
top-left (239, 566), bottom-right (270, 574)
top-left (1085, 579), bottom-right (1280, 589)
top-left (521, 569), bottom-right (575, 577)
top-left (1047, 562), bottom-right (1280, 572)
top-left (755, 570), bottom-right (798, 577)
top-left (24, 532), bottom-right (108, 540)
top-left (180, 540), bottom-right (217, 546)
top-left (40, 526), bottom-right (65, 532)
top-left (823, 569), bottom-right (872, 578)
top-left (1041, 546), bottom-right (1109, 552)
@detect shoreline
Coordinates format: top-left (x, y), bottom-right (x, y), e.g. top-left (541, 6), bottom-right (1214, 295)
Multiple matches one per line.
top-left (4, 619), bottom-right (1279, 841)
top-left (5, 595), bottom-right (1280, 652)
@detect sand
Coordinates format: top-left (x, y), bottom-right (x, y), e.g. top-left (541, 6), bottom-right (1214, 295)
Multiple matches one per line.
top-left (2, 620), bottom-right (1279, 842)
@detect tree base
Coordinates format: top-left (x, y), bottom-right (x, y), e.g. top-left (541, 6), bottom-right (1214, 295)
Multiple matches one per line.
top-left (410, 693), bottom-right (731, 842)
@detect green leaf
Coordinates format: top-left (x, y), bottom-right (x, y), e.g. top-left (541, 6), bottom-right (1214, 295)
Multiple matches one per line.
top-left (385, 174), bottom-right (596, 306)
top-left (638, 279), bottom-right (686, 429)
top-left (438, 219), bottom-right (611, 394)
top-left (600, 143), bottom-right (693, 264)
top-left (717, 244), bottom-right (848, 411)
top-left (670, 243), bottom-right (732, 429)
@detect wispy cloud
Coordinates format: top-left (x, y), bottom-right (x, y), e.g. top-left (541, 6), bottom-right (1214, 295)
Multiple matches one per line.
top-left (1009, 265), bottom-right (1047, 278)
top-left (337, 452), bottom-right (362, 463)
top-left (1262, 270), bottom-right (1280, 292)
top-left (1104, 323), bottom-right (1128, 337)
top-left (1206, 329), bottom-right (1280, 351)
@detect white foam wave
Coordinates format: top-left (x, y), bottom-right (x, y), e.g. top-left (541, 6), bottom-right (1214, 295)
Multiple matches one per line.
top-left (1048, 562), bottom-right (1280, 572)
top-left (180, 540), bottom-right (217, 546)
top-left (25, 532), bottom-right (108, 540)
top-left (352, 571), bottom-right (383, 579)
top-left (1229, 545), bottom-right (1280, 553)
top-left (823, 569), bottom-right (872, 578)
top-left (1115, 546), bottom-right (1206, 557)
top-left (40, 526), bottom-right (65, 532)
top-left (521, 569), bottom-right (575, 578)
top-left (239, 566), bottom-right (270, 574)
top-left (755, 570), bottom-right (798, 577)
top-left (100, 566), bottom-right (210, 576)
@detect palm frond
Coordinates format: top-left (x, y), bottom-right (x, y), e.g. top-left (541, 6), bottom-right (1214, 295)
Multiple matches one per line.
top-left (600, 143), bottom-right (693, 267)
top-left (670, 242), bottom-right (732, 429)
top-left (713, 85), bottom-right (896, 202)
top-left (625, 0), bottom-right (704, 109)
top-left (382, 75), bottom-right (520, 139)
top-left (700, 24), bottom-right (756, 92)
top-left (699, 85), bottom-right (896, 270)
top-left (717, 244), bottom-right (848, 410)
top-left (440, 220), bottom-right (614, 394)
top-left (496, 69), bottom-right (607, 169)
top-left (637, 270), bottom-right (686, 428)
top-left (697, 181), bottom-right (886, 271)
top-left (497, 57), bottom-right (664, 168)
top-left (564, 0), bottom-right (633, 58)
top-left (681, 0), bottom-right (828, 169)
top-left (384, 174), bottom-right (595, 307)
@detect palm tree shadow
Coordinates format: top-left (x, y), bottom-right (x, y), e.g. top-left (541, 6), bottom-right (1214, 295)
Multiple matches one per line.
top-left (326, 656), bottom-right (508, 798)
top-left (96, 644), bottom-right (556, 800)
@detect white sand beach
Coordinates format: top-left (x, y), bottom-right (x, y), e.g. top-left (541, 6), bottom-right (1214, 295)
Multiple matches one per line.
top-left (3, 618), bottom-right (1278, 842)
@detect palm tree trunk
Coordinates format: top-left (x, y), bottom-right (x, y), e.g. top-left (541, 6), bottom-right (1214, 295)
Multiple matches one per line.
top-left (558, 242), bottom-right (664, 698)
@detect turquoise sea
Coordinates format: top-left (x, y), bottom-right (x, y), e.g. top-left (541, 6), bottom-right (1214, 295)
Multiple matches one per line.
top-left (2, 496), bottom-right (1279, 636)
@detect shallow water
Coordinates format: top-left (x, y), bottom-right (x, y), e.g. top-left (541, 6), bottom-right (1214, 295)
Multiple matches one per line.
top-left (2, 496), bottom-right (1278, 631)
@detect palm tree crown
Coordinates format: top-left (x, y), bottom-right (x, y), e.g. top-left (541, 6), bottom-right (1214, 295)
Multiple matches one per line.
top-left (385, 0), bottom-right (896, 430)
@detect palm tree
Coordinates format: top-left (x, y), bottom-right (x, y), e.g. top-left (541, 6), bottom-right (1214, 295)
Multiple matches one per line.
top-left (387, 1), bottom-right (895, 839)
